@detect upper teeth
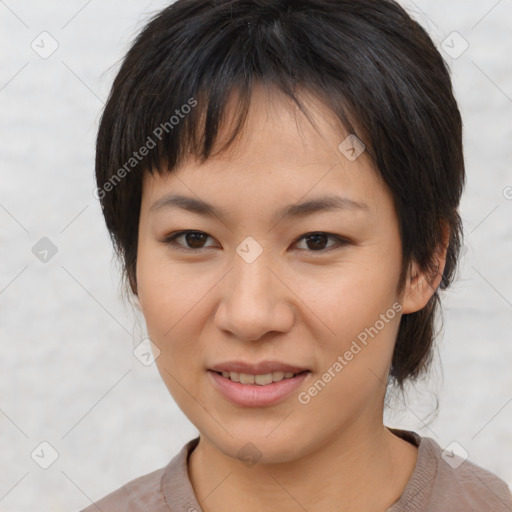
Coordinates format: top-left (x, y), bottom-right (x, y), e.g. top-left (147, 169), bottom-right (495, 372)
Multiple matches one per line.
top-left (221, 371), bottom-right (297, 385)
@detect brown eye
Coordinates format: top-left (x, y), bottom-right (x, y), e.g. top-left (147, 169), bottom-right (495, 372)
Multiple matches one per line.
top-left (162, 230), bottom-right (349, 253)
top-left (182, 232), bottom-right (208, 249)
top-left (303, 233), bottom-right (330, 251)
top-left (295, 232), bottom-right (349, 252)
top-left (163, 231), bottom-right (215, 250)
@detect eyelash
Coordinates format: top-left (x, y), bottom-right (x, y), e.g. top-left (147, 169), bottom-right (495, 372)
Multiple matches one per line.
top-left (161, 230), bottom-right (351, 254)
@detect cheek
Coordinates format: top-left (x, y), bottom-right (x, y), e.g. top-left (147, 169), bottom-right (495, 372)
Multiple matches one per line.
top-left (302, 276), bottom-right (401, 414)
top-left (298, 251), bottom-right (402, 387)
top-left (136, 244), bottom-right (214, 364)
top-left (137, 240), bottom-right (192, 321)
top-left (136, 241), bottom-right (179, 342)
top-left (137, 259), bottom-right (205, 403)
top-left (303, 258), bottom-right (401, 337)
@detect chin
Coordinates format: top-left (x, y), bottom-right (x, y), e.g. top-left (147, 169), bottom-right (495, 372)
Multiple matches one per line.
top-left (200, 422), bottom-right (315, 466)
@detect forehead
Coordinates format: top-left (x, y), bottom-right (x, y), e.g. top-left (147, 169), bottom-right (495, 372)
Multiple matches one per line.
top-left (141, 84), bottom-right (390, 215)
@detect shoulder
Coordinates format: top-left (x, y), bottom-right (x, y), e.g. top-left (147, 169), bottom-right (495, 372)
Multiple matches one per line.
top-left (417, 435), bottom-right (512, 511)
top-left (79, 465), bottom-right (168, 512)
top-left (78, 437), bottom-right (200, 512)
top-left (388, 429), bottom-right (512, 512)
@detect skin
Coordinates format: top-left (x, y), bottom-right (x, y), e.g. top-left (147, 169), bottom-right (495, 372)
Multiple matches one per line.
top-left (135, 84), bottom-right (448, 512)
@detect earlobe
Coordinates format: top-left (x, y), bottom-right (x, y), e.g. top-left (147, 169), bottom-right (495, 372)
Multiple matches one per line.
top-left (401, 261), bottom-right (440, 314)
top-left (401, 224), bottom-right (449, 315)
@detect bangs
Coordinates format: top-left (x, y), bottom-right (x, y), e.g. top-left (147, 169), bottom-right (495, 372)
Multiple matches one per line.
top-left (105, 9), bottom-right (368, 180)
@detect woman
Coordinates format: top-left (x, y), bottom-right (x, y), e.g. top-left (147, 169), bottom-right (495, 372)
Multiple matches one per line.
top-left (83, 0), bottom-right (512, 510)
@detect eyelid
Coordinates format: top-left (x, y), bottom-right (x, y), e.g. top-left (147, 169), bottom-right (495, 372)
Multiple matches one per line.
top-left (161, 230), bottom-right (351, 253)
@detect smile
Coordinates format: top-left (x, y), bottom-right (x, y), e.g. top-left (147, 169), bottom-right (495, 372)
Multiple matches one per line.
top-left (214, 370), bottom-right (308, 385)
top-left (208, 369), bottom-right (310, 407)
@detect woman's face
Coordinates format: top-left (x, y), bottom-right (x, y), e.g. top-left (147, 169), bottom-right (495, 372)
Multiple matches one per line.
top-left (136, 87), bottom-right (415, 463)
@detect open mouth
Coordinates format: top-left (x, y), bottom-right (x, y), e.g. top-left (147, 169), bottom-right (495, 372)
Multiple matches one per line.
top-left (212, 370), bottom-right (309, 386)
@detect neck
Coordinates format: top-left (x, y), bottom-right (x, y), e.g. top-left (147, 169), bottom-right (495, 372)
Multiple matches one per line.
top-left (188, 420), bottom-right (418, 512)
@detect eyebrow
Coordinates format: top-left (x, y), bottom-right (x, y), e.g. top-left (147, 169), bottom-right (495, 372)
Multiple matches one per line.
top-left (149, 193), bottom-right (368, 221)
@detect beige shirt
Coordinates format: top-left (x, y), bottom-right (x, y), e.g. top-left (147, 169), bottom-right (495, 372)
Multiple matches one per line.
top-left (80, 428), bottom-right (512, 511)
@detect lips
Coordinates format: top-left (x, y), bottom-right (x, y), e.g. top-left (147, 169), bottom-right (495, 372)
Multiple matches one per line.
top-left (209, 360), bottom-right (310, 375)
top-left (208, 366), bottom-right (310, 407)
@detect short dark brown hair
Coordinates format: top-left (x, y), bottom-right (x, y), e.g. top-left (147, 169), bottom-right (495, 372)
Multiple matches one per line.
top-left (95, 0), bottom-right (465, 391)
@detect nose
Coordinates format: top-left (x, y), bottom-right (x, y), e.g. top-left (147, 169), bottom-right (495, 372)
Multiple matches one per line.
top-left (213, 253), bottom-right (294, 342)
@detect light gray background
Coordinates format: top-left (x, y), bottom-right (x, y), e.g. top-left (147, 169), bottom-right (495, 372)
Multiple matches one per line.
top-left (1, 1), bottom-right (511, 511)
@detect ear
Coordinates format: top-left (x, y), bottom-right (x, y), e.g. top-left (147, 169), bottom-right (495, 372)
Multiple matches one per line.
top-left (401, 222), bottom-right (450, 315)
